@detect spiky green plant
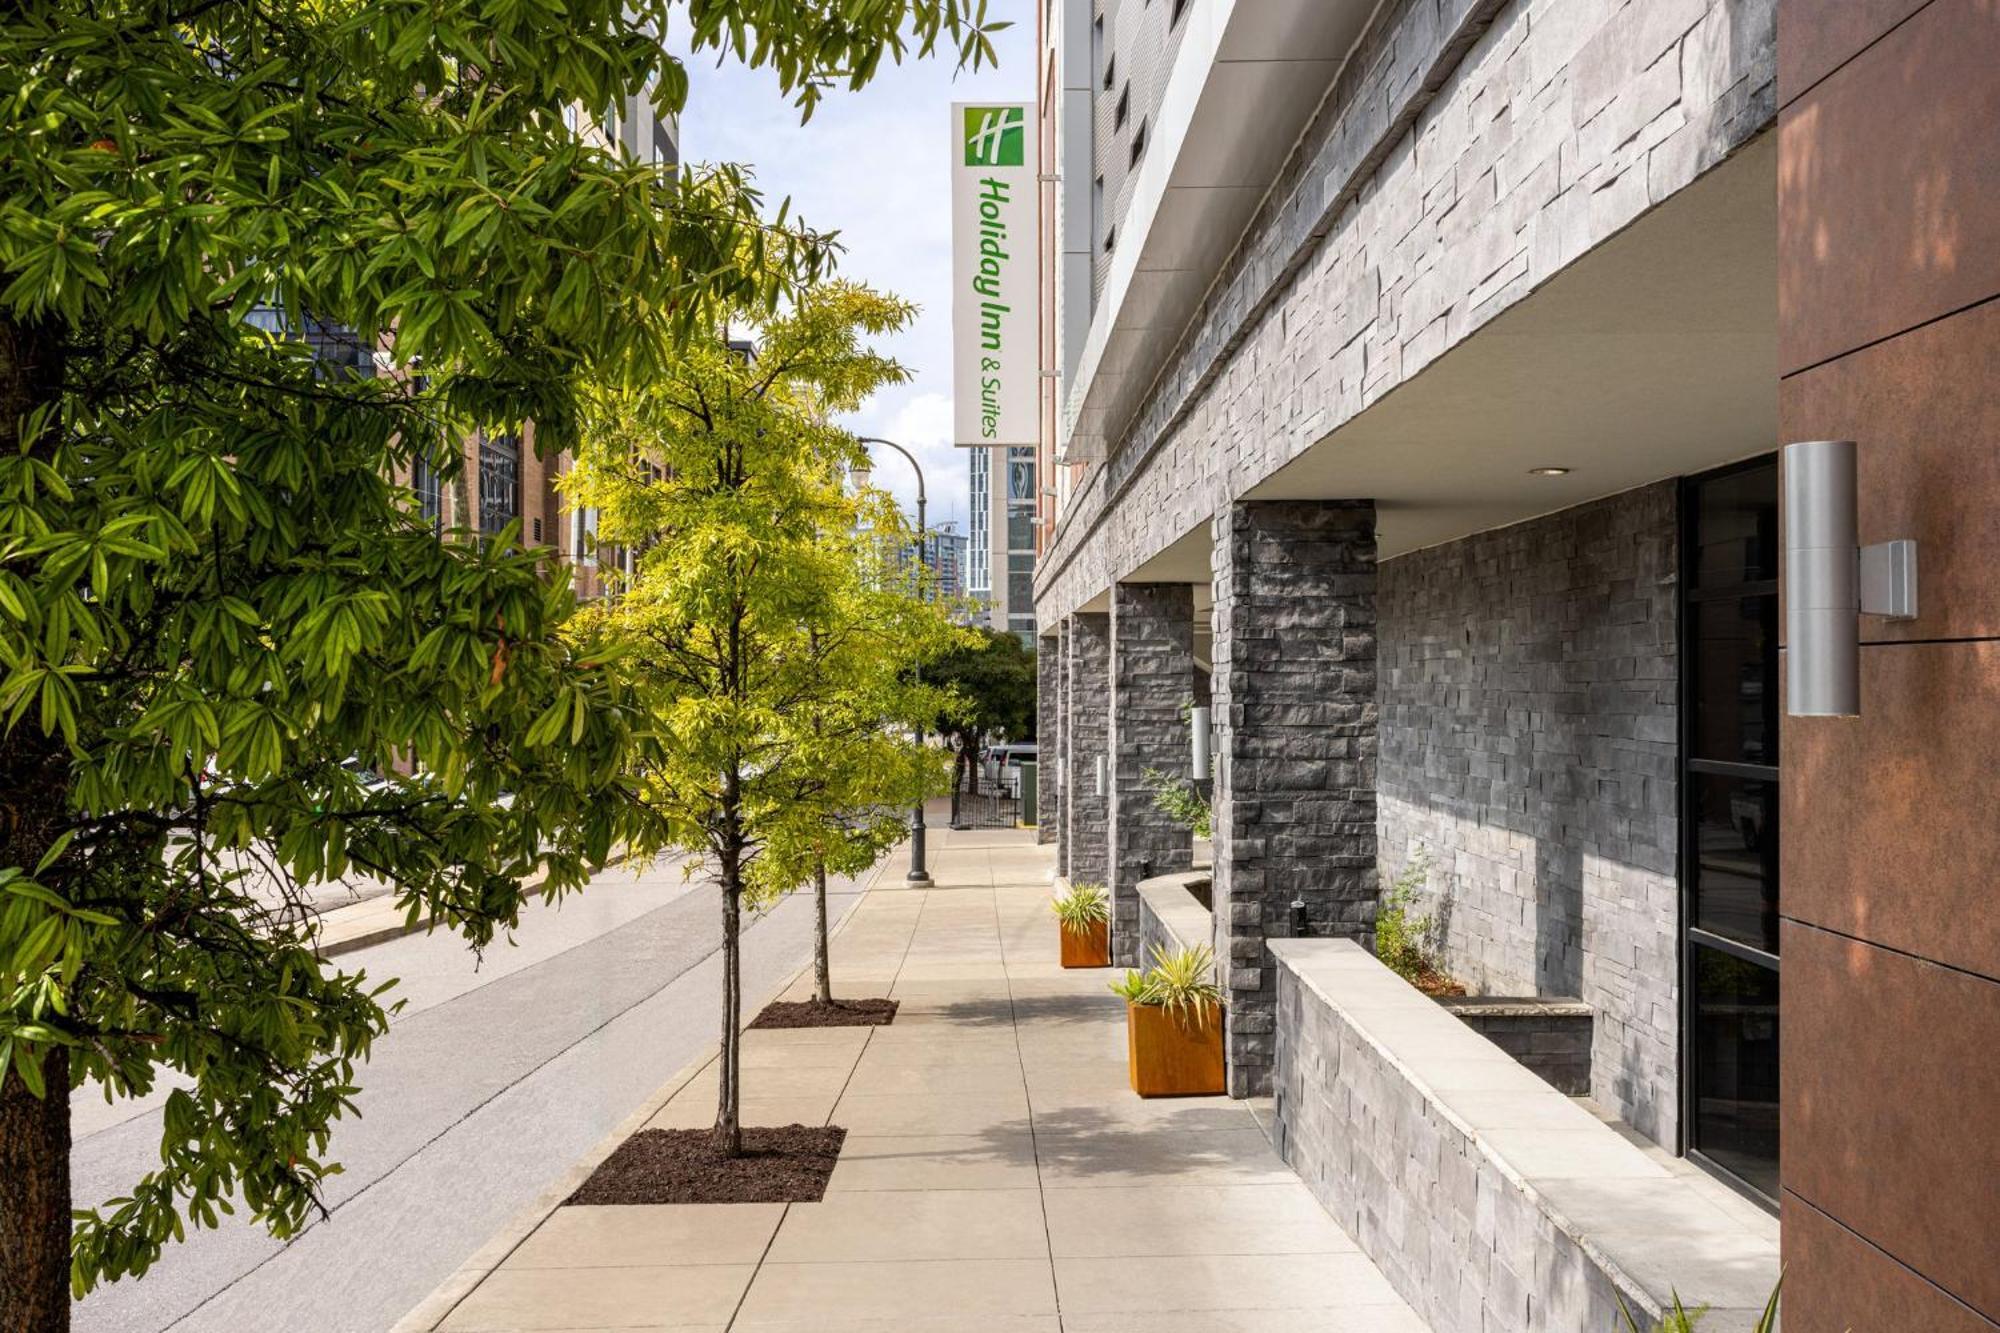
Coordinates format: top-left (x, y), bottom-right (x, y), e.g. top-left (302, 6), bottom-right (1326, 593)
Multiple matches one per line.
top-left (1110, 944), bottom-right (1222, 1026)
top-left (1052, 882), bottom-right (1110, 936)
top-left (1614, 1274), bottom-right (1781, 1332)
top-left (1141, 766), bottom-right (1211, 839)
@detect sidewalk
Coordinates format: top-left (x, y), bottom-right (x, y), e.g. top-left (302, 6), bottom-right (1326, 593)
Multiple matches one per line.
top-left (404, 825), bottom-right (1424, 1332)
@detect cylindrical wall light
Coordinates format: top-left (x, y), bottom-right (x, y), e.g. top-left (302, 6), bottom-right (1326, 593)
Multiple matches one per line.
top-left (1784, 440), bottom-right (1860, 717)
top-left (1190, 705), bottom-right (1212, 779)
top-left (1093, 754), bottom-right (1106, 798)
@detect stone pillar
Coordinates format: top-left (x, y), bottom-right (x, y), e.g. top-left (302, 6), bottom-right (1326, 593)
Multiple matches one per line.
top-left (1063, 612), bottom-right (1111, 887)
top-left (1211, 500), bottom-right (1378, 1097)
top-left (1108, 584), bottom-right (1196, 965)
top-left (1035, 631), bottom-right (1061, 843)
top-left (1055, 620), bottom-right (1072, 877)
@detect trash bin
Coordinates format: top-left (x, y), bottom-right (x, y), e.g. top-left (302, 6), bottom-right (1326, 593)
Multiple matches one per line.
top-left (1018, 760), bottom-right (1037, 826)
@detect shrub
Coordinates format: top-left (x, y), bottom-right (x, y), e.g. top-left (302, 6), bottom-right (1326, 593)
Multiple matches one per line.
top-left (1141, 766), bottom-right (1211, 839)
top-left (1109, 944), bottom-right (1222, 1025)
top-left (1052, 881), bottom-right (1110, 935)
top-left (1375, 847), bottom-right (1457, 993)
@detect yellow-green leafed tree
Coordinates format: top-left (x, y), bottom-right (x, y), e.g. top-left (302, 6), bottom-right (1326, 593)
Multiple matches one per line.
top-left (564, 283), bottom-right (961, 1155)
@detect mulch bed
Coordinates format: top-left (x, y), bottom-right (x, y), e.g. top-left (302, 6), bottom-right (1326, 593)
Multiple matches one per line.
top-left (567, 1126), bottom-right (847, 1205)
top-left (748, 997), bottom-right (899, 1029)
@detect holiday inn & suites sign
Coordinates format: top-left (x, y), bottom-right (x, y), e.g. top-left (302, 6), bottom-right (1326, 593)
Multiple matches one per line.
top-left (951, 102), bottom-right (1037, 448)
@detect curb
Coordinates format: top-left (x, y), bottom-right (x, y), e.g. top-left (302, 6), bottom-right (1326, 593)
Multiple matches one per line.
top-left (388, 852), bottom-right (896, 1333)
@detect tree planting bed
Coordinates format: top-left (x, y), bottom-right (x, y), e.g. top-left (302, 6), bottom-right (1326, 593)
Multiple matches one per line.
top-left (748, 997), bottom-right (899, 1028)
top-left (566, 1126), bottom-right (847, 1204)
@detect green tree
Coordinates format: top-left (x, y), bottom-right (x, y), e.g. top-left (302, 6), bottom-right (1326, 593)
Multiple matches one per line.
top-left (930, 627), bottom-right (1037, 802)
top-left (771, 524), bottom-right (966, 1008)
top-left (0, 2), bottom-right (1001, 1326)
top-left (564, 282), bottom-right (954, 1152)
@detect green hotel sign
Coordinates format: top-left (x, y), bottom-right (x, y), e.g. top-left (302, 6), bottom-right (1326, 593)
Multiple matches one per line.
top-left (951, 103), bottom-right (1036, 447)
top-left (963, 105), bottom-right (1026, 167)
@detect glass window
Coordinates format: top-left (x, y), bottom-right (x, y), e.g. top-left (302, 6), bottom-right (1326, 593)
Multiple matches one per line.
top-left (479, 434), bottom-right (520, 535)
top-left (1688, 774), bottom-right (1780, 953)
top-left (1681, 457), bottom-right (1781, 1204)
top-left (1688, 597), bottom-right (1778, 767)
top-left (571, 506), bottom-right (600, 565)
top-left (1007, 448), bottom-right (1036, 503)
top-left (412, 456), bottom-right (444, 531)
top-left (1689, 945), bottom-right (1781, 1198)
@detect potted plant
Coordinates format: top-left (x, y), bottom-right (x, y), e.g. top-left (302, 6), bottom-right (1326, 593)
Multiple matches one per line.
top-left (1052, 881), bottom-right (1111, 968)
top-left (1111, 944), bottom-right (1225, 1096)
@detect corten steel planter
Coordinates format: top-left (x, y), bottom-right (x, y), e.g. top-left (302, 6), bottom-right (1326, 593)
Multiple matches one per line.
top-left (1059, 919), bottom-right (1111, 968)
top-left (1125, 1002), bottom-right (1225, 1097)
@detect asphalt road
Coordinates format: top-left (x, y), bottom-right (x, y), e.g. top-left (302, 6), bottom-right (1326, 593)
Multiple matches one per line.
top-left (69, 855), bottom-right (869, 1333)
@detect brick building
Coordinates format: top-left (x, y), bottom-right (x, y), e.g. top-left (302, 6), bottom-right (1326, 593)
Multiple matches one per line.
top-left (1034, 0), bottom-right (1998, 1326)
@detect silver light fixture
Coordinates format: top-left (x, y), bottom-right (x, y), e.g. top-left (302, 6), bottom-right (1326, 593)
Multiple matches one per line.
top-left (1783, 439), bottom-right (1918, 718)
top-left (1190, 705), bottom-right (1212, 779)
top-left (1094, 754), bottom-right (1106, 798)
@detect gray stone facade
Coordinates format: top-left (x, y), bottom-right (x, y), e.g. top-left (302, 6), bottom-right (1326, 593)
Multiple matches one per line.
top-left (1036, 632), bottom-right (1061, 843)
top-left (1055, 621), bottom-right (1071, 876)
top-left (1211, 501), bottom-right (1378, 1097)
top-left (1378, 482), bottom-right (1679, 1144)
top-left (1107, 584), bottom-right (1197, 965)
top-left (1062, 612), bottom-right (1111, 887)
top-left (1037, 0), bottom-right (1775, 623)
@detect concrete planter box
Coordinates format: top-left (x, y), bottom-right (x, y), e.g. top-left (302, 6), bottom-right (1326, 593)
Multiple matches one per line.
top-left (1125, 1002), bottom-right (1225, 1097)
top-left (1435, 994), bottom-right (1593, 1095)
top-left (1059, 919), bottom-right (1110, 968)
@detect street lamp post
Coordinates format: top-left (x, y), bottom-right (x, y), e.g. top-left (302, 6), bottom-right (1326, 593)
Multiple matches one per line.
top-left (856, 436), bottom-right (932, 886)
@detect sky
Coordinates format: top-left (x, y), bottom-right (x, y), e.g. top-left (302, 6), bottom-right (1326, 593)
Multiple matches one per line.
top-left (673, 10), bottom-right (1039, 535)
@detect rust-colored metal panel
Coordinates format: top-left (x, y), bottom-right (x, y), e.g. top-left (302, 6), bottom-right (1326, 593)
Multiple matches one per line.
top-left (1125, 1002), bottom-right (1224, 1097)
top-left (1779, 0), bottom-right (1931, 104)
top-left (1779, 299), bottom-right (2000, 644)
top-left (1059, 919), bottom-right (1111, 968)
top-left (1783, 640), bottom-right (2000, 979)
top-left (1780, 923), bottom-right (2000, 1320)
top-left (1778, 0), bottom-right (2000, 374)
top-left (1781, 1194), bottom-right (2000, 1333)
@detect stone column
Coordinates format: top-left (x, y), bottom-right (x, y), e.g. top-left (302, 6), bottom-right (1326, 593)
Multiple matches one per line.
top-left (1211, 500), bottom-right (1378, 1097)
top-left (1108, 584), bottom-right (1197, 965)
top-left (1055, 620), bottom-right (1072, 877)
top-left (1063, 612), bottom-right (1111, 887)
top-left (1035, 631), bottom-right (1061, 843)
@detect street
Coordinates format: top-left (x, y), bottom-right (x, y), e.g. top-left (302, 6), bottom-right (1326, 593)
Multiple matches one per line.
top-left (69, 856), bottom-right (872, 1333)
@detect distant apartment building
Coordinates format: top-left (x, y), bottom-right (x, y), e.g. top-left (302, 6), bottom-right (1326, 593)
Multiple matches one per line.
top-left (1033, 1), bottom-right (2000, 1328)
top-left (968, 444), bottom-right (1038, 645)
top-left (888, 520), bottom-right (969, 603)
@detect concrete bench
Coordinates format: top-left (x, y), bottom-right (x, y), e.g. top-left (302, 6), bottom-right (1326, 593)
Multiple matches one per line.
top-left (1269, 938), bottom-right (1778, 1333)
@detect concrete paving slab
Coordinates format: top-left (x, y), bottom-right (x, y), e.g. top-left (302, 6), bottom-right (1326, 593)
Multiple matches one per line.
top-left (1054, 1253), bottom-right (1409, 1314)
top-left (1042, 1183), bottom-right (1360, 1258)
top-left (733, 1259), bottom-right (1058, 1323)
top-left (508, 1205), bottom-right (786, 1269)
top-left (765, 1189), bottom-right (1049, 1262)
top-left (438, 1264), bottom-right (755, 1329)
top-left (823, 1133), bottom-right (1041, 1193)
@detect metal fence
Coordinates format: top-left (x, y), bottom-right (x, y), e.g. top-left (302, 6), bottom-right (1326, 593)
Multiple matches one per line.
top-left (949, 766), bottom-right (1021, 830)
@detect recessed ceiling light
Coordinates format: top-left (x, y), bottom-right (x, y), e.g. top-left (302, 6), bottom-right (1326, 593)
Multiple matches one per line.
top-left (1528, 466), bottom-right (1571, 477)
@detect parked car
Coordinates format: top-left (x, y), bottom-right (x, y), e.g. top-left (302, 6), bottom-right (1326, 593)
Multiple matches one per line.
top-left (982, 742), bottom-right (1038, 796)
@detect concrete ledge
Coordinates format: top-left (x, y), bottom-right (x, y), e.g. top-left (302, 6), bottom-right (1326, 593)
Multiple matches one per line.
top-left (1436, 995), bottom-right (1593, 1096)
top-left (1269, 938), bottom-right (1778, 1333)
top-left (1135, 871), bottom-right (1212, 964)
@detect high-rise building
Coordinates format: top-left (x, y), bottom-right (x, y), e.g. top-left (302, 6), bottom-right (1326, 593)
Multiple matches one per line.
top-left (1032, 0), bottom-right (2000, 1324)
top-left (967, 442), bottom-right (1036, 646)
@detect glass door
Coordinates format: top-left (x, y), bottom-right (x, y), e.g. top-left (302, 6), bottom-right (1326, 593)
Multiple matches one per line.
top-left (1680, 458), bottom-right (1781, 1204)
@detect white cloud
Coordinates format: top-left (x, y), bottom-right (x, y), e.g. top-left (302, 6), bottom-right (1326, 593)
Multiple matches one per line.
top-left (672, 10), bottom-right (1036, 537)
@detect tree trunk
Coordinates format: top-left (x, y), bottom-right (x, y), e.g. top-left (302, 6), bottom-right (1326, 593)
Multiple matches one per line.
top-left (812, 856), bottom-right (832, 1005)
top-left (0, 1049), bottom-right (71, 1333)
top-left (1, 316), bottom-right (74, 1333)
top-left (714, 857), bottom-right (743, 1158)
top-left (967, 728), bottom-right (983, 795)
